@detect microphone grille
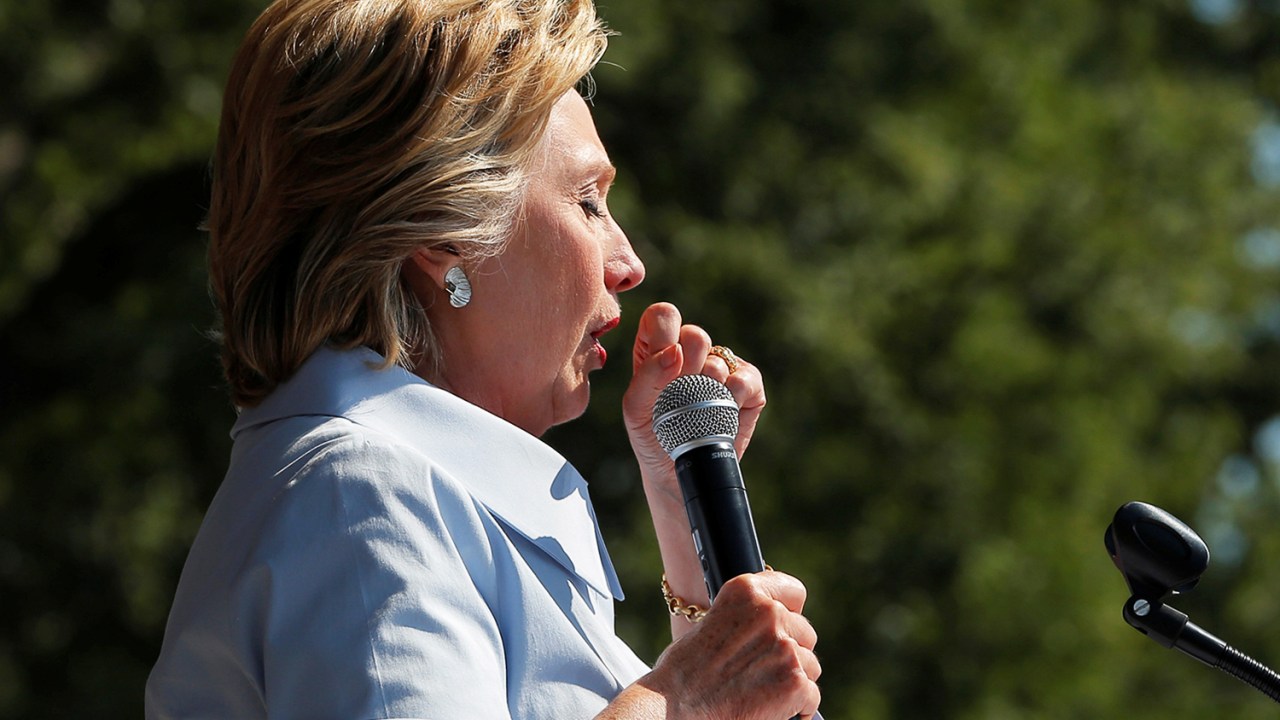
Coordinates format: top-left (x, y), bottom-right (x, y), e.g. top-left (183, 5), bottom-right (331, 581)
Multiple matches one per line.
top-left (652, 374), bottom-right (739, 457)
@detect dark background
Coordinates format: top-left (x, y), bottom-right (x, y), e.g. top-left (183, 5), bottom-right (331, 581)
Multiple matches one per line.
top-left (2, 0), bottom-right (1279, 717)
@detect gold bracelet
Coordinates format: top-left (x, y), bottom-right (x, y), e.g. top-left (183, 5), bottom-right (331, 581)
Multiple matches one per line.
top-left (661, 566), bottom-right (772, 624)
top-left (661, 574), bottom-right (709, 623)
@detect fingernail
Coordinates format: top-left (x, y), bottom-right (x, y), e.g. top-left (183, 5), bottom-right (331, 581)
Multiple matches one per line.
top-left (659, 345), bottom-right (679, 369)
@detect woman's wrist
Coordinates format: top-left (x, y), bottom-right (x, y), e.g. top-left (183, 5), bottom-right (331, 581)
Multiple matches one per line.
top-left (638, 462), bottom-right (683, 508)
top-left (592, 678), bottom-right (668, 719)
top-left (641, 481), bottom-right (711, 624)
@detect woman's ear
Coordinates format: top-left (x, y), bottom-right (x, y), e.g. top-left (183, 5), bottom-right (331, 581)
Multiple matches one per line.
top-left (406, 245), bottom-right (460, 290)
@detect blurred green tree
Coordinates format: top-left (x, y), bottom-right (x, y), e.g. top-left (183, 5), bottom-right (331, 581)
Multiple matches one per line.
top-left (0, 1), bottom-right (265, 715)
top-left (1, 0), bottom-right (1277, 718)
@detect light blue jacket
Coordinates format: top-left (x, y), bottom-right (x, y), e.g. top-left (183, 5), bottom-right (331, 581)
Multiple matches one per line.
top-left (146, 346), bottom-right (650, 718)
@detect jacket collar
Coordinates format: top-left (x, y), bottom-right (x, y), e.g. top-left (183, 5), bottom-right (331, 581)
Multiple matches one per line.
top-left (231, 345), bottom-right (625, 601)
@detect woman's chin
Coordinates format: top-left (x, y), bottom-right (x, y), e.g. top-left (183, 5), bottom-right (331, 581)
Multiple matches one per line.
top-left (543, 379), bottom-right (593, 434)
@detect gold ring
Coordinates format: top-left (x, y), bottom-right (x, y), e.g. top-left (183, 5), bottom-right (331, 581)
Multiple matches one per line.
top-left (709, 345), bottom-right (743, 374)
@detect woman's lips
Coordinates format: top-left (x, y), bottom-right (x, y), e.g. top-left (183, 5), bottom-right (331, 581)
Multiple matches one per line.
top-left (590, 317), bottom-right (621, 367)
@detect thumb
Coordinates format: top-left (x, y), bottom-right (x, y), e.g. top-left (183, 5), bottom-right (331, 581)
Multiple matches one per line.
top-left (631, 302), bottom-right (682, 373)
top-left (624, 303), bottom-right (684, 428)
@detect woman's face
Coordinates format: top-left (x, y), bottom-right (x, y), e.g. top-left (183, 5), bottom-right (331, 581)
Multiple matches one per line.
top-left (424, 91), bottom-right (645, 436)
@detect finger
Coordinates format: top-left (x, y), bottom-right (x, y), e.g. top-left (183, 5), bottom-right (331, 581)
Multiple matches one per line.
top-left (779, 654), bottom-right (823, 720)
top-left (797, 645), bottom-right (822, 683)
top-left (625, 304), bottom-right (684, 421)
top-left (758, 570), bottom-right (808, 614)
top-left (677, 324), bottom-right (713, 376)
top-left (623, 305), bottom-right (692, 476)
top-left (796, 681), bottom-right (823, 720)
top-left (631, 302), bottom-right (682, 373)
top-left (721, 361), bottom-right (766, 456)
top-left (700, 354), bottom-right (732, 384)
top-left (721, 360), bottom-right (764, 410)
top-left (714, 571), bottom-right (808, 621)
top-left (785, 611), bottom-right (818, 653)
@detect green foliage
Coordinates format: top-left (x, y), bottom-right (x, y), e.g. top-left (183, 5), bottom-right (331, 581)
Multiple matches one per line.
top-left (2, 0), bottom-right (1278, 717)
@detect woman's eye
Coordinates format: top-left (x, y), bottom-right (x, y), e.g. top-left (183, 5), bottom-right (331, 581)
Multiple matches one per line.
top-left (579, 197), bottom-right (606, 219)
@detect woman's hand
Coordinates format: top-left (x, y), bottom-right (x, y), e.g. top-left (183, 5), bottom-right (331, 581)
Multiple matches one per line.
top-left (622, 302), bottom-right (767, 501)
top-left (624, 571), bottom-right (822, 720)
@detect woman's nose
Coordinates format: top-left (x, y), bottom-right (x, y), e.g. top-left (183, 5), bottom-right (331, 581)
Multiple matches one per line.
top-left (605, 227), bottom-right (645, 293)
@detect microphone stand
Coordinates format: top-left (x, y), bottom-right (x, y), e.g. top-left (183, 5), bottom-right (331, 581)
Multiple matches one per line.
top-left (1121, 596), bottom-right (1280, 702)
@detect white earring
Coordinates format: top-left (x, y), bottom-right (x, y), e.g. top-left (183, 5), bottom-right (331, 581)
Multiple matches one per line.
top-left (444, 266), bottom-right (472, 308)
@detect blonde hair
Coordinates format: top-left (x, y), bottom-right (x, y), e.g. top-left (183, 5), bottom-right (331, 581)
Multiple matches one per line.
top-left (207, 0), bottom-right (608, 407)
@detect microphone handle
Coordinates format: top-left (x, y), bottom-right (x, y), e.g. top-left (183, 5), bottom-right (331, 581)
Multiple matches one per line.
top-left (676, 441), bottom-right (816, 720)
top-left (674, 440), bottom-right (766, 600)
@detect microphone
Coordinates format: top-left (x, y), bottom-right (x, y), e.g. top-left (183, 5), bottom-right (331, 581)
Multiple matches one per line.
top-left (652, 374), bottom-right (765, 600)
top-left (655, 376), bottom-right (821, 720)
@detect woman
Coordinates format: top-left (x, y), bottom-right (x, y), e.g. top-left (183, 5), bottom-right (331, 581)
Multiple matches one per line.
top-left (146, 0), bottom-right (821, 718)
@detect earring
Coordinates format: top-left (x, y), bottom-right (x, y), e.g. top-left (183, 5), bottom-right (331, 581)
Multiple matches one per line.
top-left (444, 266), bottom-right (472, 308)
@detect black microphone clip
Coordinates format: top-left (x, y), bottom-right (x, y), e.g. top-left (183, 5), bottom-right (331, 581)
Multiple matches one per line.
top-left (1105, 501), bottom-right (1280, 702)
